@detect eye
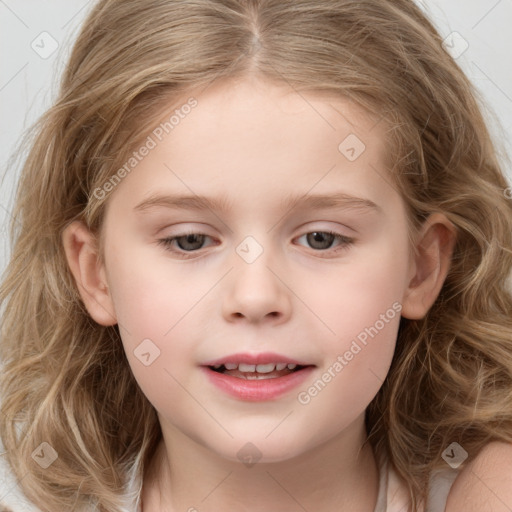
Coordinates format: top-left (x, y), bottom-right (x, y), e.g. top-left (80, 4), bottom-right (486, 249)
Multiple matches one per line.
top-left (157, 232), bottom-right (215, 258)
top-left (295, 230), bottom-right (354, 254)
top-left (157, 229), bottom-right (354, 259)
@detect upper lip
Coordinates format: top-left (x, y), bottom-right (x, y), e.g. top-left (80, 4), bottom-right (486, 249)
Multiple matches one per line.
top-left (202, 352), bottom-right (314, 367)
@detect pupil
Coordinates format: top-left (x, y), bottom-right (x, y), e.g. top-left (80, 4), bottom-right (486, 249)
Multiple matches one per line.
top-left (178, 234), bottom-right (205, 251)
top-left (308, 232), bottom-right (334, 250)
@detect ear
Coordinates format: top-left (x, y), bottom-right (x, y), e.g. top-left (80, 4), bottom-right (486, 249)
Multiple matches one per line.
top-left (401, 213), bottom-right (456, 320)
top-left (62, 220), bottom-right (117, 326)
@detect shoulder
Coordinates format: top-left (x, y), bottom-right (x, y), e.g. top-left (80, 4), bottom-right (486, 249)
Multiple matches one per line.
top-left (445, 441), bottom-right (512, 512)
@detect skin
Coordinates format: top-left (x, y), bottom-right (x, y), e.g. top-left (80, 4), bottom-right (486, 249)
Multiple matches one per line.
top-left (63, 75), bottom-right (455, 511)
top-left (445, 441), bottom-right (512, 512)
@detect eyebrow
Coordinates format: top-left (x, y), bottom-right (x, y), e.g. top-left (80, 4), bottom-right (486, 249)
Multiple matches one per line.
top-left (133, 191), bottom-right (381, 215)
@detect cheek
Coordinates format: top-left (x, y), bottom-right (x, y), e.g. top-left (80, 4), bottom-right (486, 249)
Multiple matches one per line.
top-left (105, 252), bottom-right (199, 412)
top-left (103, 243), bottom-right (193, 383)
top-left (311, 234), bottom-right (409, 346)
top-left (300, 233), bottom-right (408, 404)
top-left (105, 238), bottom-right (205, 337)
top-left (296, 304), bottom-right (400, 434)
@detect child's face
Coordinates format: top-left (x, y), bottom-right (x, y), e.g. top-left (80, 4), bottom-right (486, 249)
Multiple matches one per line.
top-left (82, 77), bottom-right (428, 461)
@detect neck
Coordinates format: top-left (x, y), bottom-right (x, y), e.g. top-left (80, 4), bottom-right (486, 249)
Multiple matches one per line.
top-left (142, 415), bottom-right (379, 512)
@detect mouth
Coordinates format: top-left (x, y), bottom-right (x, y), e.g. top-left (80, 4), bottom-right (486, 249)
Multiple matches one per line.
top-left (202, 363), bottom-right (315, 401)
top-left (201, 352), bottom-right (316, 400)
top-left (207, 362), bottom-right (312, 380)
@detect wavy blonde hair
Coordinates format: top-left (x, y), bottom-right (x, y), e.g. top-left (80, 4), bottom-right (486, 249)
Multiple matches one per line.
top-left (1, 0), bottom-right (512, 510)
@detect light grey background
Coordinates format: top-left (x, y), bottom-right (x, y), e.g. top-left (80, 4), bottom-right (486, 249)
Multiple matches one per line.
top-left (1, 0), bottom-right (511, 277)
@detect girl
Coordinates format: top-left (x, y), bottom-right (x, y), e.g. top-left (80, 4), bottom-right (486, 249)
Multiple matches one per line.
top-left (1, 1), bottom-right (512, 511)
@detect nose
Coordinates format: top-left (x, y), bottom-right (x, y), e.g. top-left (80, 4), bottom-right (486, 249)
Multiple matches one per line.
top-left (221, 244), bottom-right (292, 325)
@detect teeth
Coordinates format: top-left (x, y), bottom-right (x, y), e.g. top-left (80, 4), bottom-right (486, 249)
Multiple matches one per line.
top-left (238, 363), bottom-right (256, 372)
top-left (215, 362), bottom-right (300, 373)
top-left (255, 363), bottom-right (276, 373)
top-left (244, 373), bottom-right (280, 380)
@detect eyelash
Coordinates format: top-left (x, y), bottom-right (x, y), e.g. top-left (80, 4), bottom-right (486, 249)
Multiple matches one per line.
top-left (157, 230), bottom-right (354, 259)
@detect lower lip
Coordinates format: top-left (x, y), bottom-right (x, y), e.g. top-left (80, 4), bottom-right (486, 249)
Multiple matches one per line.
top-left (201, 366), bottom-right (315, 401)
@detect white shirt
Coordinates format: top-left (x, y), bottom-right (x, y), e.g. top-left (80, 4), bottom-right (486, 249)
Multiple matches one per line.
top-left (374, 452), bottom-right (459, 512)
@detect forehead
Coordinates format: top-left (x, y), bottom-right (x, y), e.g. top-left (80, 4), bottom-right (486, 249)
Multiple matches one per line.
top-left (102, 75), bottom-right (398, 219)
top-left (171, 76), bottom-right (386, 156)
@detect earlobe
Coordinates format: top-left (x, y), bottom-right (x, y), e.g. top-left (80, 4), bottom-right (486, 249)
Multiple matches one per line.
top-left (401, 213), bottom-right (456, 320)
top-left (62, 220), bottom-right (117, 326)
